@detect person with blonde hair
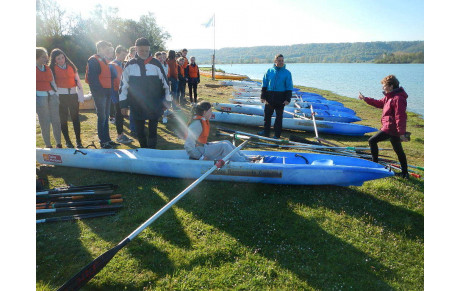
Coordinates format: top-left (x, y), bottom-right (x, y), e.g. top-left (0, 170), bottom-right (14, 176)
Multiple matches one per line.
top-left (36, 47), bottom-right (62, 148)
top-left (48, 48), bottom-right (84, 148)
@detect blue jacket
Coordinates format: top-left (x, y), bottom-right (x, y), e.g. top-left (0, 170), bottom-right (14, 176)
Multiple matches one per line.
top-left (261, 65), bottom-right (293, 105)
top-left (262, 65), bottom-right (293, 92)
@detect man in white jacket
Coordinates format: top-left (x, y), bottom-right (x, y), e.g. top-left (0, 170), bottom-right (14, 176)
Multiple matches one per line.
top-left (119, 37), bottom-right (171, 148)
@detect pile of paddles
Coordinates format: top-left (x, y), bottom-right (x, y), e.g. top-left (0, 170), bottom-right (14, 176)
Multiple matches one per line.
top-left (36, 182), bottom-right (123, 224)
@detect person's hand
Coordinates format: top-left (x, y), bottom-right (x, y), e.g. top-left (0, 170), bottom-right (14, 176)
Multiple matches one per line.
top-left (400, 135), bottom-right (409, 142)
top-left (283, 101), bottom-right (290, 106)
top-left (121, 108), bottom-right (129, 116)
top-left (358, 92), bottom-right (365, 100)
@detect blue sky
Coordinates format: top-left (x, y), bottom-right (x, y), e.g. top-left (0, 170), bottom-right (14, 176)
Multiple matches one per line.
top-left (57, 0), bottom-right (424, 49)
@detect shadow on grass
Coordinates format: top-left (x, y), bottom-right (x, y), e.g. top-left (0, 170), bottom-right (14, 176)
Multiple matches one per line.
top-left (36, 164), bottom-right (422, 290)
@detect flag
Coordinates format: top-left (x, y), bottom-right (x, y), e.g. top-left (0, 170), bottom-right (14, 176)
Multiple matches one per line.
top-left (202, 14), bottom-right (214, 28)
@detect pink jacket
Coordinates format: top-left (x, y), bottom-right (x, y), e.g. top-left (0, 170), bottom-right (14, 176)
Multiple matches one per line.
top-left (364, 87), bottom-right (408, 136)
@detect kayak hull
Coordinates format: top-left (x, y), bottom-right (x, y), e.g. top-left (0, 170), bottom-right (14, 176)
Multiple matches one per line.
top-left (210, 112), bottom-right (376, 136)
top-left (36, 148), bottom-right (393, 186)
top-left (214, 103), bottom-right (361, 123)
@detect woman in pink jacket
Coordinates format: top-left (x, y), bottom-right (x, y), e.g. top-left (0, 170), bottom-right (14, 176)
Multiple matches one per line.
top-left (359, 75), bottom-right (409, 178)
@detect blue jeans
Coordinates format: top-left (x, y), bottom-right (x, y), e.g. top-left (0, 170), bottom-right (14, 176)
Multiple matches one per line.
top-left (169, 78), bottom-right (179, 108)
top-left (93, 89), bottom-right (111, 144)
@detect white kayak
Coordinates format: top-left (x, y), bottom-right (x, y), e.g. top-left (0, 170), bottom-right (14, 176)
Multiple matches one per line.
top-left (210, 112), bottom-right (376, 136)
top-left (36, 148), bottom-right (393, 186)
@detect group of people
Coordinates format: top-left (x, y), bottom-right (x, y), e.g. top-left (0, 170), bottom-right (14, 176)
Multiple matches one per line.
top-left (36, 38), bottom-right (201, 150)
top-left (37, 42), bottom-right (410, 177)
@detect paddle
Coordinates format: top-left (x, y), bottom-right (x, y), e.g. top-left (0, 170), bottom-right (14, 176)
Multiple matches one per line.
top-left (36, 194), bottom-right (123, 203)
top-left (37, 212), bottom-right (116, 224)
top-left (56, 139), bottom-right (251, 291)
top-left (36, 204), bottom-right (123, 214)
top-left (36, 184), bottom-right (117, 195)
top-left (36, 198), bottom-right (123, 209)
top-left (37, 189), bottom-right (115, 198)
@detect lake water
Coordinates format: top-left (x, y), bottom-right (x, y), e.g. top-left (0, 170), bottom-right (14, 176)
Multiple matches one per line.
top-left (209, 63), bottom-right (424, 117)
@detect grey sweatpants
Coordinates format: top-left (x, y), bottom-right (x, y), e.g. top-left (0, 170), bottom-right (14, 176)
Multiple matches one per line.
top-left (203, 140), bottom-right (249, 162)
top-left (36, 94), bottom-right (61, 147)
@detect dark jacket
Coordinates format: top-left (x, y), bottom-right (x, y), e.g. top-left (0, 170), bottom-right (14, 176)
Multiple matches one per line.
top-left (364, 87), bottom-right (408, 136)
top-left (119, 55), bottom-right (169, 120)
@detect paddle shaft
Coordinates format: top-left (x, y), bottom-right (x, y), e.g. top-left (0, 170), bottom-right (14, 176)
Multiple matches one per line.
top-left (36, 184), bottom-right (116, 195)
top-left (36, 204), bottom-right (122, 214)
top-left (36, 194), bottom-right (122, 203)
top-left (37, 199), bottom-right (123, 209)
top-left (37, 189), bottom-right (114, 198)
top-left (37, 212), bottom-right (116, 224)
top-left (57, 139), bottom-right (250, 291)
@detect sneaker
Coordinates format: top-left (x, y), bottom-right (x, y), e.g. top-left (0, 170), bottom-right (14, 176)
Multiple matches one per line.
top-left (257, 130), bottom-right (269, 137)
top-left (162, 116), bottom-right (168, 124)
top-left (116, 134), bottom-right (133, 144)
top-left (108, 140), bottom-right (120, 146)
top-left (76, 142), bottom-right (83, 148)
top-left (66, 141), bottom-right (74, 148)
top-left (100, 142), bottom-right (113, 149)
top-left (56, 144), bottom-right (63, 148)
top-left (109, 117), bottom-right (116, 124)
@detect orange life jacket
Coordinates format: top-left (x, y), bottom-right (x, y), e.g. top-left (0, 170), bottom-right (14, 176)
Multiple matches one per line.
top-left (54, 65), bottom-right (76, 88)
top-left (178, 63), bottom-right (185, 78)
top-left (188, 64), bottom-right (199, 78)
top-left (167, 59), bottom-right (178, 78)
top-left (193, 115), bottom-right (210, 144)
top-left (109, 61), bottom-right (123, 91)
top-left (182, 57), bottom-right (189, 69)
top-left (36, 65), bottom-right (53, 91)
top-left (85, 55), bottom-right (111, 88)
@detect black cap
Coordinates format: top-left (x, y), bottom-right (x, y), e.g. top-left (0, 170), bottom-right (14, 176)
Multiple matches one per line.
top-left (135, 37), bottom-right (150, 47)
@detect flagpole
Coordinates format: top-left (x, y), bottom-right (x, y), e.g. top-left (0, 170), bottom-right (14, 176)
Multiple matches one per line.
top-left (212, 13), bottom-right (215, 80)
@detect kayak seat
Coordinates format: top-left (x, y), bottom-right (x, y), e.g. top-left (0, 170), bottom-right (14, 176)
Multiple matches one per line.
top-left (311, 159), bottom-right (334, 166)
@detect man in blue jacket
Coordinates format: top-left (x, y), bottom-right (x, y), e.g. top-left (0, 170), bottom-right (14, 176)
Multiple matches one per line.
top-left (258, 54), bottom-right (293, 138)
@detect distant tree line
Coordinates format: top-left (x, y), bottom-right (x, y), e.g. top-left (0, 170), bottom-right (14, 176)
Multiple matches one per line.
top-left (36, 0), bottom-right (170, 72)
top-left (374, 52), bottom-right (424, 64)
top-left (189, 41), bottom-right (424, 64)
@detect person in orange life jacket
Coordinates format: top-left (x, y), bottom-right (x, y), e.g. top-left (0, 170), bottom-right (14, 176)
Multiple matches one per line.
top-left (125, 46), bottom-right (138, 137)
top-left (177, 57), bottom-right (187, 106)
top-left (359, 75), bottom-right (409, 179)
top-left (109, 45), bottom-right (133, 145)
top-left (156, 51), bottom-right (172, 123)
top-left (85, 40), bottom-right (118, 149)
top-left (167, 50), bottom-right (180, 111)
top-left (49, 48), bottom-right (84, 148)
top-left (36, 47), bottom-right (62, 148)
top-left (181, 48), bottom-right (189, 68)
top-left (119, 37), bottom-right (171, 148)
top-left (258, 54), bottom-right (293, 139)
top-left (185, 56), bottom-right (200, 105)
top-left (184, 101), bottom-right (249, 162)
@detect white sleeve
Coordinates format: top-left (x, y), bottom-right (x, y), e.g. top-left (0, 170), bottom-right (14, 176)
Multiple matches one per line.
top-left (119, 65), bottom-right (130, 102)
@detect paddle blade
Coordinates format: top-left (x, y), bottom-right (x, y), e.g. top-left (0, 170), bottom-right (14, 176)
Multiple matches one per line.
top-left (57, 238), bottom-right (130, 291)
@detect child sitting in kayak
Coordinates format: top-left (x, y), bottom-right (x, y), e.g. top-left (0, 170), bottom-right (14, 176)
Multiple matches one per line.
top-left (184, 101), bottom-right (250, 162)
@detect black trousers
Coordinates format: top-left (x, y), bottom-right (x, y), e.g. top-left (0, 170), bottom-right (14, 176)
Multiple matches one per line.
top-left (133, 118), bottom-right (159, 148)
top-left (188, 82), bottom-right (198, 103)
top-left (263, 103), bottom-right (285, 137)
top-left (59, 93), bottom-right (81, 143)
top-left (369, 131), bottom-right (408, 173)
top-left (114, 103), bottom-right (123, 135)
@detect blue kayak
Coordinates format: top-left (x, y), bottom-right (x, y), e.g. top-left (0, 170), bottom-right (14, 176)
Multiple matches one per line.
top-left (214, 103), bottom-right (361, 123)
top-left (36, 148), bottom-right (394, 186)
top-left (210, 112), bottom-right (377, 136)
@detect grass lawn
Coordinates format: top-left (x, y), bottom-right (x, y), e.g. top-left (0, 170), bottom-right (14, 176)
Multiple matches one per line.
top-left (36, 75), bottom-right (424, 290)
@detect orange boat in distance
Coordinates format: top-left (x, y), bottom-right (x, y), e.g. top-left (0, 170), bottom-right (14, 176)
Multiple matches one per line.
top-left (200, 70), bottom-right (248, 80)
